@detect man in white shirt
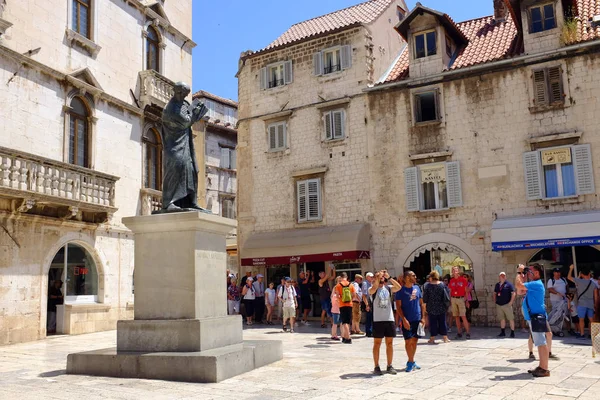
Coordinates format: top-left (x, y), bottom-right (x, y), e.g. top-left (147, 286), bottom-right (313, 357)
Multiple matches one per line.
top-left (278, 277), bottom-right (298, 333)
top-left (546, 267), bottom-right (567, 311)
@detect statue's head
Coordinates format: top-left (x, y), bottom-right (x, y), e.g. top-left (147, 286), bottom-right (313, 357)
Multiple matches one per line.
top-left (173, 82), bottom-right (191, 101)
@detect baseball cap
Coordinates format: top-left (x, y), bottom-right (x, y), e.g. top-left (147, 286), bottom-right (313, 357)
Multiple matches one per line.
top-left (285, 277), bottom-right (292, 282)
top-left (366, 272), bottom-right (374, 277)
top-left (499, 272), bottom-right (506, 276)
top-left (246, 277), bottom-right (254, 282)
top-left (256, 274), bottom-right (264, 278)
top-left (355, 274), bottom-right (364, 280)
top-left (552, 267), bottom-right (561, 273)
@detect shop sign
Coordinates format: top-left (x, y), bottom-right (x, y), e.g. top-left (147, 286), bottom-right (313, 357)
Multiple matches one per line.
top-left (242, 250), bottom-right (371, 267)
top-left (492, 236), bottom-right (600, 251)
top-left (541, 148), bottom-right (571, 166)
top-left (420, 164), bottom-right (446, 183)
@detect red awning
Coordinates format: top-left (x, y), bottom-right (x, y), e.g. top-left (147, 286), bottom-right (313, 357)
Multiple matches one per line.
top-left (242, 250), bottom-right (370, 267)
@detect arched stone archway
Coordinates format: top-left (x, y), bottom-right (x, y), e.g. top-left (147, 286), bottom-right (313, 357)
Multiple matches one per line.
top-left (394, 233), bottom-right (484, 288)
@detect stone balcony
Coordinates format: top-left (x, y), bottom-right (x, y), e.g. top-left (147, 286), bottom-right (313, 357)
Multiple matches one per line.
top-left (0, 146), bottom-right (119, 223)
top-left (138, 70), bottom-right (174, 110)
top-left (140, 188), bottom-right (162, 216)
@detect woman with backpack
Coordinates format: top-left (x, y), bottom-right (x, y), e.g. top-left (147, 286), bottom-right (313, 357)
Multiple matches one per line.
top-left (334, 272), bottom-right (356, 344)
top-left (423, 271), bottom-right (451, 344)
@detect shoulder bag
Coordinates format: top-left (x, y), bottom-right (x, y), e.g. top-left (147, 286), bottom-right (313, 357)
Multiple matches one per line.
top-left (525, 295), bottom-right (548, 332)
top-left (469, 286), bottom-right (480, 309)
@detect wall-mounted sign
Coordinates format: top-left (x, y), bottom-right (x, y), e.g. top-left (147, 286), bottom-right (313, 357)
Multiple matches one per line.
top-left (242, 250), bottom-right (371, 267)
top-left (420, 164), bottom-right (446, 183)
top-left (541, 148), bottom-right (571, 166)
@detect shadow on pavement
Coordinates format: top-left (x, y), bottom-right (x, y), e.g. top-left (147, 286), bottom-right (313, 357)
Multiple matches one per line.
top-left (506, 358), bottom-right (536, 364)
top-left (39, 369), bottom-right (66, 378)
top-left (489, 373), bottom-right (534, 382)
top-left (340, 373), bottom-right (378, 380)
top-left (482, 366), bottom-right (520, 372)
top-left (304, 344), bottom-right (330, 348)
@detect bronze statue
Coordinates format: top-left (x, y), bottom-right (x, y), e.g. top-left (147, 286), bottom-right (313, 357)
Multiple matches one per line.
top-left (158, 82), bottom-right (209, 213)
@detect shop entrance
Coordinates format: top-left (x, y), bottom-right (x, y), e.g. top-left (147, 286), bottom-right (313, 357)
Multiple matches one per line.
top-left (527, 246), bottom-right (600, 286)
top-left (408, 247), bottom-right (473, 284)
top-left (266, 265), bottom-right (290, 288)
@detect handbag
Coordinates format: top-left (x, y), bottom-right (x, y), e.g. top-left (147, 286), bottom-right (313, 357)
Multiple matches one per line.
top-left (525, 296), bottom-right (548, 333)
top-left (469, 286), bottom-right (480, 309)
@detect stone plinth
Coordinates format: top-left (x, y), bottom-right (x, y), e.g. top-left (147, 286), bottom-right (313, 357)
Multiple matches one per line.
top-left (66, 212), bottom-right (282, 382)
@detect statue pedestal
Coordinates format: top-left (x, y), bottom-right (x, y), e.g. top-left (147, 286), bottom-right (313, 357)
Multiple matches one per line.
top-left (66, 212), bottom-right (282, 383)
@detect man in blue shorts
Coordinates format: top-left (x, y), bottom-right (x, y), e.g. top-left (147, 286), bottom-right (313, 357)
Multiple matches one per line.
top-left (396, 270), bottom-right (425, 372)
top-left (516, 263), bottom-right (550, 378)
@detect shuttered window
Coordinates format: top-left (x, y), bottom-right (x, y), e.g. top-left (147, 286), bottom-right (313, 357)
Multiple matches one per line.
top-left (260, 61), bottom-right (293, 90)
top-left (313, 45), bottom-right (352, 76)
top-left (297, 178), bottom-right (322, 223)
top-left (523, 144), bottom-right (594, 200)
top-left (324, 109), bottom-right (345, 141)
top-left (404, 162), bottom-right (463, 211)
top-left (267, 121), bottom-right (287, 151)
top-left (414, 90), bottom-right (440, 123)
top-left (532, 66), bottom-right (563, 106)
top-left (220, 148), bottom-right (236, 169)
top-left (221, 197), bottom-right (236, 219)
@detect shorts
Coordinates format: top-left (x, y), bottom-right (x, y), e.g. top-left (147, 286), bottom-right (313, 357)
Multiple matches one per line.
top-left (451, 297), bottom-right (466, 317)
top-left (373, 321), bottom-right (396, 339)
top-left (301, 296), bottom-right (312, 311)
top-left (283, 306), bottom-right (296, 320)
top-left (332, 313), bottom-right (341, 325)
top-left (320, 299), bottom-right (332, 317)
top-left (402, 320), bottom-right (420, 340)
top-left (340, 306), bottom-right (352, 325)
top-left (527, 320), bottom-right (548, 347)
top-left (352, 302), bottom-right (361, 322)
top-left (496, 303), bottom-right (515, 321)
top-left (577, 306), bottom-right (594, 319)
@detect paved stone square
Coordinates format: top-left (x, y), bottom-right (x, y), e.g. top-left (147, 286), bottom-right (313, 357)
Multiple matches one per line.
top-left (0, 326), bottom-right (598, 400)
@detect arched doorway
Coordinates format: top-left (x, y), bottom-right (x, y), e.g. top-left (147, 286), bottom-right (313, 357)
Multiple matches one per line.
top-left (46, 243), bottom-right (99, 334)
top-left (407, 243), bottom-right (473, 284)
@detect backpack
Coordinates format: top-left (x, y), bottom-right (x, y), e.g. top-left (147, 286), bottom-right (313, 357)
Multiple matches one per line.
top-left (341, 284), bottom-right (352, 303)
top-left (551, 277), bottom-right (567, 286)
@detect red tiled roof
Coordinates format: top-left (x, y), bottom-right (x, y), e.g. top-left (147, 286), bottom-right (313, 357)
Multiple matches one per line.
top-left (382, 0), bottom-right (600, 84)
top-left (254, 0), bottom-right (395, 55)
top-left (193, 90), bottom-right (238, 108)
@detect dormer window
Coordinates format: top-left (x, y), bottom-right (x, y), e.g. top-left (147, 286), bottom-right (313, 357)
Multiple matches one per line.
top-left (530, 3), bottom-right (556, 33)
top-left (414, 30), bottom-right (437, 59)
top-left (445, 35), bottom-right (453, 57)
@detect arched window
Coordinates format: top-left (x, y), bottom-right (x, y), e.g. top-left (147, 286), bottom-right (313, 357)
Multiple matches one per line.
top-left (143, 128), bottom-right (162, 190)
top-left (48, 243), bottom-right (99, 303)
top-left (68, 97), bottom-right (90, 168)
top-left (146, 26), bottom-right (160, 72)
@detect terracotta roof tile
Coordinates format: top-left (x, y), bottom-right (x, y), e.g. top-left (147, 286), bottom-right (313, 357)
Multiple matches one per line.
top-left (382, 0), bottom-right (600, 84)
top-left (254, 0), bottom-right (395, 54)
top-left (193, 90), bottom-right (238, 108)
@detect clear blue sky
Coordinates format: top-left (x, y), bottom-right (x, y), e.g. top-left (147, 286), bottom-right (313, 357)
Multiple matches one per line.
top-left (191, 1), bottom-right (493, 101)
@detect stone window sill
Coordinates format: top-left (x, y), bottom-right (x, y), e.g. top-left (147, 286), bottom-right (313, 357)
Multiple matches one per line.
top-left (0, 18), bottom-right (13, 36)
top-left (536, 196), bottom-right (582, 206)
top-left (529, 103), bottom-right (565, 114)
top-left (64, 303), bottom-right (110, 312)
top-left (415, 208), bottom-right (452, 217)
top-left (414, 120), bottom-right (442, 128)
top-left (65, 28), bottom-right (101, 57)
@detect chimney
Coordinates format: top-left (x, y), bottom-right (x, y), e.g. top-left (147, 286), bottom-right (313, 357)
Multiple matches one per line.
top-left (493, 0), bottom-right (508, 21)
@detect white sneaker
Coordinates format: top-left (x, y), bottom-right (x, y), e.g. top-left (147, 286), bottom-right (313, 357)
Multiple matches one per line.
top-left (304, 321), bottom-right (310, 325)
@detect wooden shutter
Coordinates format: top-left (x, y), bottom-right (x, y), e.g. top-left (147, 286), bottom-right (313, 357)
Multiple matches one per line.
top-left (324, 112), bottom-right (333, 140)
top-left (283, 60), bottom-right (293, 84)
top-left (307, 179), bottom-right (321, 220)
top-left (277, 123), bottom-right (286, 149)
top-left (268, 124), bottom-right (277, 150)
top-left (414, 94), bottom-right (422, 123)
top-left (404, 167), bottom-right (420, 212)
top-left (313, 52), bottom-right (323, 76)
top-left (523, 151), bottom-right (543, 200)
top-left (260, 67), bottom-right (268, 90)
top-left (533, 69), bottom-right (547, 105)
top-left (340, 45), bottom-right (352, 70)
top-left (230, 150), bottom-right (237, 170)
top-left (547, 66), bottom-right (563, 104)
top-left (297, 180), bottom-right (308, 222)
top-left (220, 148), bottom-right (230, 168)
top-left (446, 161), bottom-right (463, 208)
top-left (434, 89), bottom-right (441, 121)
top-left (572, 144), bottom-right (595, 195)
top-left (333, 110), bottom-right (344, 139)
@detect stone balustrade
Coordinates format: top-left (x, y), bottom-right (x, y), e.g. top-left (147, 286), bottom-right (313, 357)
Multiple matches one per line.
top-left (0, 146), bottom-right (118, 212)
top-left (140, 188), bottom-right (162, 215)
top-left (138, 70), bottom-right (175, 109)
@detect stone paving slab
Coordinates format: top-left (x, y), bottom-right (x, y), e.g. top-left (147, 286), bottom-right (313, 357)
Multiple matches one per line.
top-left (0, 326), bottom-right (598, 399)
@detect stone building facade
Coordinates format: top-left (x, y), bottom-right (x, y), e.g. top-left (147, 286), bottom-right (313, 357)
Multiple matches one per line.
top-left (0, 0), bottom-right (194, 344)
top-left (239, 0), bottom-right (600, 325)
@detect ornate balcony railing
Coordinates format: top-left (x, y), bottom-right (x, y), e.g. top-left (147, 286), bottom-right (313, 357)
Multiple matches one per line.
top-left (140, 188), bottom-right (162, 216)
top-left (0, 146), bottom-right (118, 218)
top-left (138, 70), bottom-right (175, 109)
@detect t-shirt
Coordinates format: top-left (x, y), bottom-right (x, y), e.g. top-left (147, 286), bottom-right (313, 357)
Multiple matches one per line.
top-left (396, 285), bottom-right (422, 322)
top-left (279, 285), bottom-right (297, 308)
top-left (265, 288), bottom-right (276, 306)
top-left (361, 281), bottom-right (372, 304)
top-left (373, 286), bottom-right (395, 322)
top-left (335, 282), bottom-right (355, 308)
top-left (318, 280), bottom-right (331, 300)
top-left (242, 283), bottom-right (255, 300)
top-left (423, 282), bottom-right (447, 316)
top-left (449, 277), bottom-right (468, 297)
top-left (351, 281), bottom-right (363, 301)
top-left (546, 278), bottom-right (567, 303)
top-left (331, 290), bottom-right (341, 314)
top-left (253, 281), bottom-right (265, 297)
top-left (298, 279), bottom-right (310, 298)
top-left (494, 281), bottom-right (515, 306)
top-left (573, 277), bottom-right (596, 309)
top-left (522, 280), bottom-right (547, 321)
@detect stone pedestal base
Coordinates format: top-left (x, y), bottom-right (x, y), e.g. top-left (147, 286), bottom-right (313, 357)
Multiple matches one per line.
top-left (67, 340), bottom-right (283, 383)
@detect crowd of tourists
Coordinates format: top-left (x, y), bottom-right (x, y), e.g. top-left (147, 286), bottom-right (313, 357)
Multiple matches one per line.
top-left (226, 262), bottom-right (600, 376)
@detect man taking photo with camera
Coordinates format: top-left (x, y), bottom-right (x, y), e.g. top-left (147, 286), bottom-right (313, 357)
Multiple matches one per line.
top-left (516, 263), bottom-right (550, 377)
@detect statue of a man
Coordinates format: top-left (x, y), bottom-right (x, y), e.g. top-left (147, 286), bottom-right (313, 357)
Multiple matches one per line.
top-left (160, 82), bottom-right (208, 212)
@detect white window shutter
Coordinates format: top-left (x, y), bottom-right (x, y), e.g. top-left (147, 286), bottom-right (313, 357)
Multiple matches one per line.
top-left (313, 52), bottom-right (323, 76)
top-left (297, 181), bottom-right (308, 222)
top-left (284, 60), bottom-right (293, 84)
top-left (333, 110), bottom-right (344, 139)
top-left (277, 123), bottom-right (286, 149)
top-left (572, 144), bottom-right (595, 195)
top-left (446, 161), bottom-right (463, 208)
top-left (523, 151), bottom-right (543, 200)
top-left (404, 167), bottom-right (420, 212)
top-left (268, 125), bottom-right (277, 150)
top-left (230, 150), bottom-right (237, 170)
top-left (340, 45), bottom-right (352, 70)
top-left (260, 67), bottom-right (268, 90)
top-left (324, 112), bottom-right (333, 140)
top-left (308, 179), bottom-right (321, 220)
top-left (220, 148), bottom-right (230, 168)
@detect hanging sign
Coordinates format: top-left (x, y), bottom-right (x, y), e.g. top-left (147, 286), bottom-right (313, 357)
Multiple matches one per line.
top-left (541, 148), bottom-right (571, 166)
top-left (420, 164), bottom-right (446, 183)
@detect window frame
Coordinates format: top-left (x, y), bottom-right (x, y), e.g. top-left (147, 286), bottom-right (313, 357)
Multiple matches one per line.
top-left (68, 96), bottom-right (91, 168)
top-left (529, 3), bottom-right (557, 33)
top-left (220, 146), bottom-right (236, 170)
top-left (267, 121), bottom-right (287, 152)
top-left (539, 146), bottom-right (576, 199)
top-left (419, 163), bottom-right (449, 211)
top-left (72, 0), bottom-right (92, 39)
top-left (143, 128), bottom-right (162, 190)
top-left (146, 26), bottom-right (161, 72)
top-left (413, 89), bottom-right (441, 124)
top-left (297, 178), bottom-right (322, 223)
top-left (220, 196), bottom-right (236, 219)
top-left (323, 47), bottom-right (342, 75)
top-left (414, 29), bottom-right (437, 59)
top-left (51, 243), bottom-right (99, 304)
top-left (268, 62), bottom-right (285, 88)
top-left (532, 66), bottom-right (564, 107)
top-left (323, 109), bottom-right (346, 141)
